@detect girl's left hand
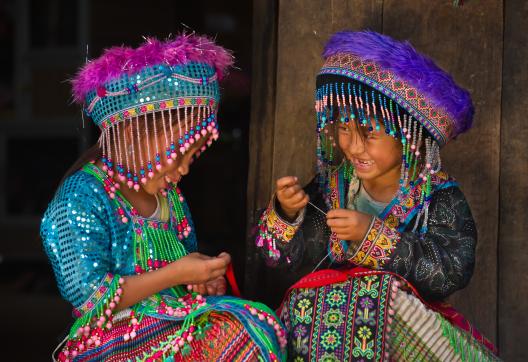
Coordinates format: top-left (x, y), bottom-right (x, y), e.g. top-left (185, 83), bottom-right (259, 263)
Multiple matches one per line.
top-left (187, 276), bottom-right (227, 296)
top-left (326, 209), bottom-right (373, 241)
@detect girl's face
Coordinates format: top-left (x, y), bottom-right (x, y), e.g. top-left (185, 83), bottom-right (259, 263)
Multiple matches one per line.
top-left (337, 120), bottom-right (402, 183)
top-left (126, 112), bottom-right (210, 195)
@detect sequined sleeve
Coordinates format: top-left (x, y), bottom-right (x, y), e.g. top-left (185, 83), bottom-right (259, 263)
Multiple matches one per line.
top-left (41, 172), bottom-right (121, 310)
top-left (346, 187), bottom-right (476, 299)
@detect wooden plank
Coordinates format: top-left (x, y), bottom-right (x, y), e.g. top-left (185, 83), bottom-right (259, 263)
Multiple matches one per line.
top-left (246, 0), bottom-right (383, 307)
top-left (244, 0), bottom-right (279, 299)
top-left (272, 0), bottom-right (383, 187)
top-left (499, 0), bottom-right (528, 359)
top-left (382, 0), bottom-right (502, 343)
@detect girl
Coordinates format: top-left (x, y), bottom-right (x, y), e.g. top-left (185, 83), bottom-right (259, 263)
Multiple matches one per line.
top-left (256, 31), bottom-right (499, 361)
top-left (41, 34), bottom-right (286, 361)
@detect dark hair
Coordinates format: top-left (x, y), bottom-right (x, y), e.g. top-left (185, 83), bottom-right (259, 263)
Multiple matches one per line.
top-left (59, 143), bottom-right (102, 186)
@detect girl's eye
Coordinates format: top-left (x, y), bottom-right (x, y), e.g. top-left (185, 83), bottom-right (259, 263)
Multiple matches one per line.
top-left (338, 126), bottom-right (349, 132)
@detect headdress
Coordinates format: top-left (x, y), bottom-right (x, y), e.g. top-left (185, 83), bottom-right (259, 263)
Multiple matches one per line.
top-left (72, 34), bottom-right (233, 190)
top-left (315, 31), bottom-right (474, 231)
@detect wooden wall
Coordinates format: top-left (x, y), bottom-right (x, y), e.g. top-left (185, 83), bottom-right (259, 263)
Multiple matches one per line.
top-left (246, 0), bottom-right (528, 360)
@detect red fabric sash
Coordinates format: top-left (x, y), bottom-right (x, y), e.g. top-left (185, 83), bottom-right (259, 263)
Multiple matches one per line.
top-left (225, 262), bottom-right (241, 298)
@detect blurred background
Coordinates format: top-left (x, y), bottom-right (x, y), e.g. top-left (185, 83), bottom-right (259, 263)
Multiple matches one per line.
top-left (0, 0), bottom-right (252, 359)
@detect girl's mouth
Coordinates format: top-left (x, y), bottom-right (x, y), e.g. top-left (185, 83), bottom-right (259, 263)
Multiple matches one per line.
top-left (352, 158), bottom-right (374, 171)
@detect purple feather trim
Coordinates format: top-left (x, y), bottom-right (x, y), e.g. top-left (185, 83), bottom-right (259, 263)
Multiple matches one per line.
top-left (323, 31), bottom-right (474, 135)
top-left (72, 33), bottom-right (234, 103)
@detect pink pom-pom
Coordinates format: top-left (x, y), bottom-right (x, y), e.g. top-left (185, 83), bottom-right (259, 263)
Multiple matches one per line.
top-left (94, 340), bottom-right (101, 347)
top-left (179, 146), bottom-right (186, 153)
top-left (201, 129), bottom-right (207, 136)
top-left (167, 158), bottom-right (173, 164)
top-left (189, 138), bottom-right (195, 145)
top-left (119, 175), bottom-right (126, 182)
top-left (105, 309), bottom-right (112, 316)
top-left (171, 152), bottom-right (177, 159)
top-left (194, 134), bottom-right (201, 141)
top-left (156, 164), bottom-right (162, 171)
top-left (71, 350), bottom-right (78, 358)
top-left (130, 330), bottom-right (137, 339)
top-left (140, 177), bottom-right (147, 184)
top-left (107, 170), bottom-right (114, 177)
top-left (127, 180), bottom-right (134, 188)
top-left (133, 184), bottom-right (140, 191)
top-left (123, 333), bottom-right (130, 341)
top-left (106, 322), bottom-right (112, 329)
top-left (148, 171), bottom-right (154, 178)
top-left (121, 217), bottom-right (128, 223)
top-left (109, 302), bottom-right (116, 309)
top-left (116, 288), bottom-right (123, 295)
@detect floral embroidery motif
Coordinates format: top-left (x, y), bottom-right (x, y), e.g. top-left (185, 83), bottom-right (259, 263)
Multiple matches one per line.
top-left (326, 289), bottom-right (346, 307)
top-left (324, 309), bottom-right (345, 329)
top-left (321, 329), bottom-right (341, 351)
top-left (282, 274), bottom-right (394, 361)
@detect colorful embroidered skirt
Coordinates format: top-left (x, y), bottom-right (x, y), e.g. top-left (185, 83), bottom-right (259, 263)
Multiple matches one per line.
top-left (56, 295), bottom-right (286, 362)
top-left (279, 268), bottom-right (499, 361)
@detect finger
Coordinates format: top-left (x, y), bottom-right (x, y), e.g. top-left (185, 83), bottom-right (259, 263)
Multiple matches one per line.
top-left (197, 284), bottom-right (207, 295)
top-left (216, 252), bottom-right (232, 265)
top-left (210, 268), bottom-right (228, 280)
top-left (206, 284), bottom-right (216, 296)
top-left (276, 176), bottom-right (298, 190)
top-left (289, 195), bottom-right (310, 210)
top-left (281, 184), bottom-right (302, 199)
top-left (327, 208), bottom-right (355, 219)
top-left (326, 218), bottom-right (351, 227)
top-left (288, 190), bottom-right (307, 204)
top-left (216, 281), bottom-right (226, 295)
top-left (206, 256), bottom-right (230, 272)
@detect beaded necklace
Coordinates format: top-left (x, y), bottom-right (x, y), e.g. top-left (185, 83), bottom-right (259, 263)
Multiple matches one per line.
top-left (82, 163), bottom-right (192, 278)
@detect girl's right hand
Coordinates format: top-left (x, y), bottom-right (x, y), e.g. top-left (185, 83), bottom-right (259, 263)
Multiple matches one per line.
top-left (276, 176), bottom-right (309, 220)
top-left (170, 252), bottom-right (231, 285)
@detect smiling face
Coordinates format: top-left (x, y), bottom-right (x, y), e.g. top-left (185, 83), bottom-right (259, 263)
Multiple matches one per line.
top-left (121, 109), bottom-right (213, 195)
top-left (337, 119), bottom-right (402, 184)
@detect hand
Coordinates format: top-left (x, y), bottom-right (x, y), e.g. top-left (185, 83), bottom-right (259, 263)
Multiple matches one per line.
top-left (275, 176), bottom-right (309, 220)
top-left (169, 252), bottom-right (231, 285)
top-left (187, 276), bottom-right (227, 296)
top-left (326, 209), bottom-right (373, 241)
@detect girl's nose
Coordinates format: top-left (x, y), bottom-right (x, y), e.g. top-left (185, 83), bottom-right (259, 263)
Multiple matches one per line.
top-left (348, 132), bottom-right (365, 155)
top-left (177, 159), bottom-right (190, 176)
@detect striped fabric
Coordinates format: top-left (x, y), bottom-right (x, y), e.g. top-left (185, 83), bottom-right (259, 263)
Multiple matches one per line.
top-left (388, 289), bottom-right (500, 362)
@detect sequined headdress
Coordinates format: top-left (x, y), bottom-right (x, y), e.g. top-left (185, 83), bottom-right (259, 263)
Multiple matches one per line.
top-left (316, 31), bottom-right (474, 228)
top-left (72, 34), bottom-right (233, 190)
